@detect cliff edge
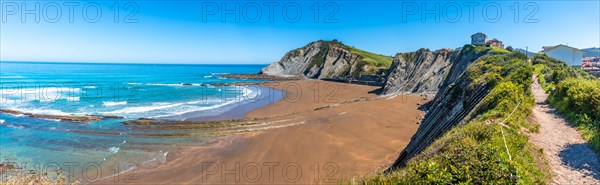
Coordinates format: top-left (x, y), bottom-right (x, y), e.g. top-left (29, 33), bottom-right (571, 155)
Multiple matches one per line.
top-left (260, 40), bottom-right (392, 79)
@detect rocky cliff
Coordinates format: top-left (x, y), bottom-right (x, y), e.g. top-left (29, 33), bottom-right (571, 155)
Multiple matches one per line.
top-left (387, 45), bottom-right (507, 169)
top-left (260, 40), bottom-right (392, 79)
top-left (382, 46), bottom-right (489, 95)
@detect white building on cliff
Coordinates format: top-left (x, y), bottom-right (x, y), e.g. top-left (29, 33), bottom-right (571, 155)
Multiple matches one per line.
top-left (541, 45), bottom-right (584, 66)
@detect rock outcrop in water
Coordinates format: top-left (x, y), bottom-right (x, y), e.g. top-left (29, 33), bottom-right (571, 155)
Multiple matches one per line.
top-left (382, 46), bottom-right (489, 95)
top-left (0, 109), bottom-right (123, 123)
top-left (260, 40), bottom-right (392, 79)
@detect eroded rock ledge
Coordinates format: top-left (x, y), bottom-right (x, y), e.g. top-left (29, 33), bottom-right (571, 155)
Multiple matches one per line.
top-left (219, 74), bottom-right (303, 81)
top-left (0, 109), bottom-right (123, 123)
top-left (122, 118), bottom-right (259, 125)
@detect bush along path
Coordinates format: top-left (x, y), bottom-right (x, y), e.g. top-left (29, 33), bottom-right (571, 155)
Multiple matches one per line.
top-left (529, 75), bottom-right (600, 184)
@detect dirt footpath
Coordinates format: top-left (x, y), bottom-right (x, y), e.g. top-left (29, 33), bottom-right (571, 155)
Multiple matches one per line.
top-left (529, 76), bottom-right (600, 184)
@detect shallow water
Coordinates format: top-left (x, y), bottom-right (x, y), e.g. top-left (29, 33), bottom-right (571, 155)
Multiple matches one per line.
top-left (0, 62), bottom-right (277, 182)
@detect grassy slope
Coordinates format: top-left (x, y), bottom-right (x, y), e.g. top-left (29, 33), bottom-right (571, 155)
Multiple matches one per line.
top-left (350, 47), bottom-right (393, 68)
top-left (362, 49), bottom-right (551, 184)
top-left (532, 54), bottom-right (600, 153)
top-left (324, 40), bottom-right (393, 75)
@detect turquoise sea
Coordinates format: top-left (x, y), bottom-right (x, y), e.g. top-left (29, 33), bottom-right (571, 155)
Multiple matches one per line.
top-left (0, 62), bottom-right (279, 182)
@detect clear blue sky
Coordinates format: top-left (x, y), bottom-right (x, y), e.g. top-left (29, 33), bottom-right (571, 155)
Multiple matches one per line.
top-left (1, 0), bottom-right (599, 64)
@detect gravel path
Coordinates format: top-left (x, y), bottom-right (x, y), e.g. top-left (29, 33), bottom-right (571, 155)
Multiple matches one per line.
top-left (529, 76), bottom-right (600, 184)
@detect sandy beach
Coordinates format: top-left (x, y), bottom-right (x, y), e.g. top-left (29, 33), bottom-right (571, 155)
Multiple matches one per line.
top-left (96, 80), bottom-right (426, 184)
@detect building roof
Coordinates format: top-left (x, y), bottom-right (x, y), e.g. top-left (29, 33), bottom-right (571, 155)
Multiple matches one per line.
top-left (486, 38), bottom-right (502, 43)
top-left (541, 44), bottom-right (584, 53)
top-left (471, 32), bottom-right (486, 38)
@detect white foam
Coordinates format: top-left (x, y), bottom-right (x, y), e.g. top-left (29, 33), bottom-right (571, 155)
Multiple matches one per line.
top-left (149, 99), bottom-right (238, 118)
top-left (101, 86), bottom-right (260, 118)
top-left (103, 101), bottom-right (128, 107)
top-left (41, 118), bottom-right (61, 122)
top-left (145, 83), bottom-right (182, 87)
top-left (102, 102), bottom-right (185, 114)
top-left (145, 83), bottom-right (201, 87)
top-left (0, 75), bottom-right (25, 78)
top-left (9, 108), bottom-right (83, 116)
top-left (83, 86), bottom-right (96, 89)
top-left (1, 87), bottom-right (81, 102)
top-left (109, 147), bottom-right (120, 153)
top-left (0, 121), bottom-right (25, 129)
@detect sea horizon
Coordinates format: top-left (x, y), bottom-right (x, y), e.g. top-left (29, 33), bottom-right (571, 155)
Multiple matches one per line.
top-left (0, 60), bottom-right (270, 66)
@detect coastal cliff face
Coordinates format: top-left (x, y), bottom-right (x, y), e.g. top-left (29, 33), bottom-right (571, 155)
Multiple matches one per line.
top-left (387, 45), bottom-right (493, 167)
top-left (260, 40), bottom-right (391, 79)
top-left (389, 74), bottom-right (490, 168)
top-left (381, 49), bottom-right (455, 94)
top-left (382, 46), bottom-right (489, 95)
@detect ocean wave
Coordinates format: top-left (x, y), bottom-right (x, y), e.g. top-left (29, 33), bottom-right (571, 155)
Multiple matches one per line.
top-left (1, 87), bottom-right (81, 102)
top-left (152, 87), bottom-right (260, 118)
top-left (0, 75), bottom-right (25, 78)
top-left (39, 96), bottom-right (81, 102)
top-left (104, 98), bottom-right (237, 118)
top-left (145, 83), bottom-right (201, 87)
top-left (103, 101), bottom-right (128, 107)
top-left (101, 102), bottom-right (185, 114)
top-left (7, 108), bottom-right (83, 116)
top-left (1, 87), bottom-right (82, 93)
top-left (41, 118), bottom-right (61, 122)
top-left (83, 86), bottom-right (96, 89)
top-left (101, 86), bottom-right (259, 118)
top-left (0, 120), bottom-right (26, 129)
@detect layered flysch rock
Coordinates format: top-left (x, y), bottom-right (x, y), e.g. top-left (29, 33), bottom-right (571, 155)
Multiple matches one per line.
top-left (382, 46), bottom-right (489, 95)
top-left (387, 45), bottom-right (492, 169)
top-left (260, 40), bottom-right (388, 79)
top-left (381, 49), bottom-right (456, 94)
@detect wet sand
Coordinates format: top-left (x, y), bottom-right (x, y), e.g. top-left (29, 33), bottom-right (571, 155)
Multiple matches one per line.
top-left (97, 80), bottom-right (426, 184)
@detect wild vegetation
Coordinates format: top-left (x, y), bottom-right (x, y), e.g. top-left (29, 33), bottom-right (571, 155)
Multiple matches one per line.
top-left (363, 49), bottom-right (551, 184)
top-left (532, 54), bottom-right (600, 153)
top-left (326, 40), bottom-right (393, 75)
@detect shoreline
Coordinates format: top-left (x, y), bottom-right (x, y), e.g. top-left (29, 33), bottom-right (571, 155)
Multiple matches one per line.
top-left (95, 80), bottom-right (427, 184)
top-left (0, 80), bottom-right (427, 184)
top-left (163, 85), bottom-right (285, 121)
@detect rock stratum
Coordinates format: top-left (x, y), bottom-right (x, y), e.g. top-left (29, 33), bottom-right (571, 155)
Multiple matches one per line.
top-left (381, 45), bottom-right (494, 168)
top-left (381, 47), bottom-right (489, 94)
top-left (260, 40), bottom-right (392, 79)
